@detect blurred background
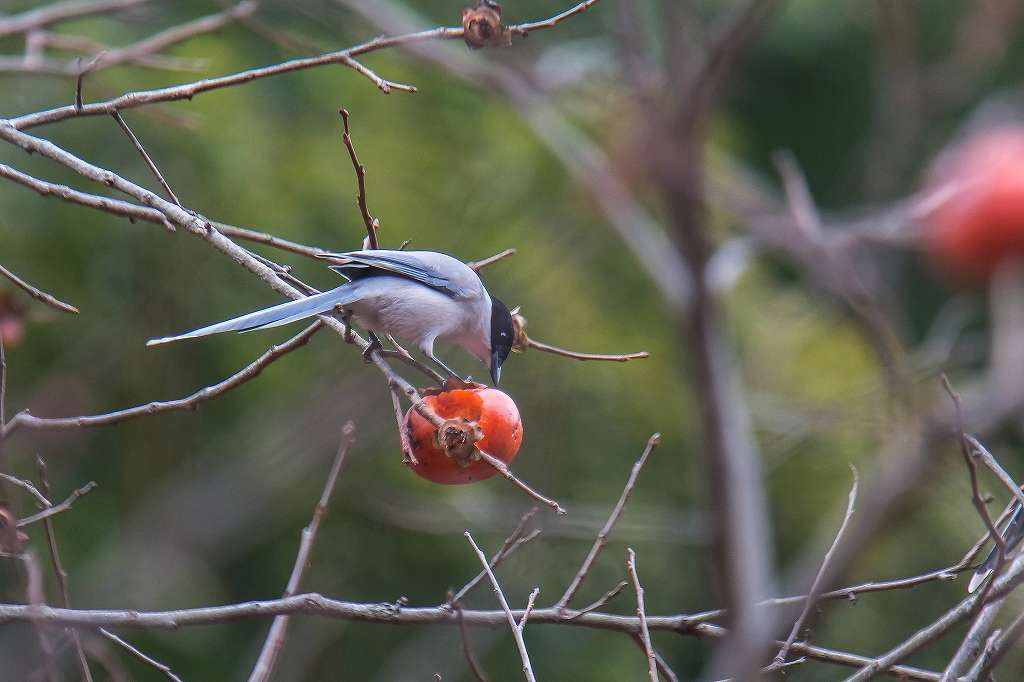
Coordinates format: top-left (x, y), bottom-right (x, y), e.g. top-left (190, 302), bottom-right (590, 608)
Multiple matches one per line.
top-left (2, 0), bottom-right (1024, 679)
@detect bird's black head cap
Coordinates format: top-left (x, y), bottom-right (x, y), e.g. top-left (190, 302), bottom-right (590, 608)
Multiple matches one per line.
top-left (489, 296), bottom-right (514, 385)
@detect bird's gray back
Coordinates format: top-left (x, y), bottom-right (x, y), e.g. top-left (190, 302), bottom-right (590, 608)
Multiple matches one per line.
top-left (344, 275), bottom-right (484, 346)
top-left (328, 250), bottom-right (486, 300)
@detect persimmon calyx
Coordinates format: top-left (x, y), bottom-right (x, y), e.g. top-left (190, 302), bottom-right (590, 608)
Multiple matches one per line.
top-left (435, 418), bottom-right (484, 466)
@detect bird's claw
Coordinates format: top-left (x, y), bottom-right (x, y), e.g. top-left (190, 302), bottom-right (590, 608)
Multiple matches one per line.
top-left (442, 375), bottom-right (487, 391)
top-left (363, 332), bottom-right (382, 363)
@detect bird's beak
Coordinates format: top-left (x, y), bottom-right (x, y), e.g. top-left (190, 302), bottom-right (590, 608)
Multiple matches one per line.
top-left (490, 351), bottom-right (502, 385)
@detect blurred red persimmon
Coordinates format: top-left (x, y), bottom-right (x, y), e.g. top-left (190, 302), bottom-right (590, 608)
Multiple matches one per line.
top-left (404, 388), bottom-right (523, 485)
top-left (925, 126), bottom-right (1024, 281)
top-left (0, 294), bottom-right (25, 348)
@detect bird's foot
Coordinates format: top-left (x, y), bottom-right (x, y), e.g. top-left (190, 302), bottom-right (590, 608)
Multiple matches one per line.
top-left (362, 332), bottom-right (382, 363)
top-left (442, 375), bottom-right (487, 391)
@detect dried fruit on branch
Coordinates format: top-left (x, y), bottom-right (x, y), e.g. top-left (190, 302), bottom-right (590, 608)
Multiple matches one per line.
top-left (462, 0), bottom-right (512, 49)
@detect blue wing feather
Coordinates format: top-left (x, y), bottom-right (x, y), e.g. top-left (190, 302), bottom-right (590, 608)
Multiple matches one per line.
top-left (319, 251), bottom-right (472, 298)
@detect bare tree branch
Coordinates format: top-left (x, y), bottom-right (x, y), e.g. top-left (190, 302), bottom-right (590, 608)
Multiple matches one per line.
top-left (86, 1), bottom-right (259, 74)
top-left (21, 551), bottom-right (60, 682)
top-left (1, 322), bottom-right (322, 440)
top-left (7, 1), bottom-right (603, 131)
top-left (476, 449), bottom-right (565, 515)
top-left (465, 531), bottom-right (537, 682)
top-left (0, 0), bottom-right (149, 38)
top-left (508, 0), bottom-right (602, 35)
top-left (247, 422), bottom-right (355, 682)
top-left (467, 248), bottom-right (516, 272)
top-left (16, 480), bottom-right (98, 528)
top-left (450, 508), bottom-right (539, 605)
top-left (339, 108), bottom-right (379, 249)
top-left (111, 111), bottom-right (183, 207)
top-left (34, 458), bottom-right (94, 682)
top-left (97, 630), bottom-right (183, 682)
top-left (556, 434), bottom-right (660, 610)
top-left (627, 548), bottom-right (659, 682)
top-left (773, 466), bottom-right (858, 668)
top-left (523, 337), bottom-right (649, 363)
top-left (564, 581), bottom-right (628, 621)
top-left (454, 602), bottom-right (489, 682)
top-left (0, 263), bottom-right (79, 314)
top-left (0, 595), bottom-right (945, 679)
top-left (630, 632), bottom-right (680, 682)
top-left (844, 549), bottom-right (1024, 681)
top-left (966, 434), bottom-right (1024, 508)
top-left (966, 605), bottom-right (1024, 681)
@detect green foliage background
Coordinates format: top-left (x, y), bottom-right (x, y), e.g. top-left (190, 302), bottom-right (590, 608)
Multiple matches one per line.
top-left (1, 1), bottom-right (1022, 679)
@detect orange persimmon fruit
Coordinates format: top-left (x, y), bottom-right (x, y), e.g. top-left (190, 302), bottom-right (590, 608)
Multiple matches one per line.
top-left (404, 388), bottom-right (523, 484)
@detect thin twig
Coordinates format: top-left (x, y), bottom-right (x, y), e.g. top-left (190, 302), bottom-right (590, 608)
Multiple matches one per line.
top-left (17, 480), bottom-right (98, 527)
top-left (454, 603), bottom-right (489, 682)
top-left (0, 263), bottom-right (79, 314)
top-left (389, 385), bottom-right (417, 465)
top-left (9, 0), bottom-right (603, 131)
top-left (843, 550), bottom-right (1024, 681)
top-left (525, 337), bottom-right (649, 363)
top-left (86, 1), bottom-right (259, 75)
top-left (339, 108), bottom-right (379, 249)
top-left (943, 377), bottom-right (1009, 607)
top-left (557, 434), bottom-right (660, 609)
top-left (688, 519), bottom-right (1001, 626)
top-left (338, 54), bottom-right (416, 93)
top-left (0, 596), bottom-right (945, 680)
top-left (247, 422), bottom-right (355, 682)
top-left (630, 633), bottom-right (680, 682)
top-left (0, 0), bottom-right (149, 38)
top-left (35, 457), bottom-right (94, 682)
top-left (22, 550), bottom-right (60, 682)
top-left (519, 588), bottom-right (540, 630)
top-left (563, 581), bottom-right (628, 621)
top-left (111, 111), bottom-right (183, 207)
top-left (450, 508), bottom-right (539, 605)
top-left (465, 531), bottom-right (537, 682)
top-left (943, 377), bottom-right (1006, 557)
top-left (510, 0), bottom-right (602, 34)
top-left (15, 2), bottom-right (254, 79)
top-left (1, 322), bottom-right (321, 440)
top-left (969, 606), bottom-right (1024, 681)
top-left (627, 548), bottom-right (658, 682)
top-left (966, 435), bottom-right (1024, 508)
top-left (773, 465), bottom-right (859, 667)
top-left (467, 249), bottom-right (516, 271)
top-left (476, 449), bottom-right (565, 515)
top-left (940, 596), bottom-right (1006, 682)
top-left (1, 163), bottom-right (348, 255)
top-left (0, 472), bottom-right (51, 509)
top-left (97, 630), bottom-right (183, 682)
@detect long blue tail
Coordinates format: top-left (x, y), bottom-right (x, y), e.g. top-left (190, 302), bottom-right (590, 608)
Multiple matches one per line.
top-left (147, 285), bottom-right (354, 346)
top-left (969, 503), bottom-right (1024, 592)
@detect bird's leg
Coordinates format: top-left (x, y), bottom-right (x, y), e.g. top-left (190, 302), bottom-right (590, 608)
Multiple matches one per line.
top-left (387, 334), bottom-right (414, 362)
top-left (427, 352), bottom-right (460, 381)
top-left (337, 305), bottom-right (354, 344)
top-left (424, 355), bottom-right (483, 390)
top-left (363, 331), bottom-right (382, 363)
